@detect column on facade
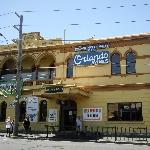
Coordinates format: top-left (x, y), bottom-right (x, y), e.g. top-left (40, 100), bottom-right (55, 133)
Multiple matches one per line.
top-left (34, 65), bottom-right (39, 80)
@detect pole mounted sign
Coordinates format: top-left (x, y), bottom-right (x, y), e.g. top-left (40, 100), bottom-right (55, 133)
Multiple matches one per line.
top-left (74, 43), bottom-right (110, 66)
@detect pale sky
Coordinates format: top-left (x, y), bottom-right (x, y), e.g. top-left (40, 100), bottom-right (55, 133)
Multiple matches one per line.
top-left (0, 0), bottom-right (150, 44)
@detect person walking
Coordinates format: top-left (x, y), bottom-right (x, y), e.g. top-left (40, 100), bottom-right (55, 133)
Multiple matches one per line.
top-left (10, 119), bottom-right (14, 134)
top-left (5, 116), bottom-right (11, 137)
top-left (76, 116), bottom-right (83, 136)
top-left (23, 117), bottom-right (30, 134)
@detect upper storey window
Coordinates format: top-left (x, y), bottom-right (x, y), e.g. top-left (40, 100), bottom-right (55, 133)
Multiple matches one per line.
top-left (111, 53), bottom-right (121, 75)
top-left (126, 52), bottom-right (136, 74)
top-left (67, 58), bottom-right (74, 78)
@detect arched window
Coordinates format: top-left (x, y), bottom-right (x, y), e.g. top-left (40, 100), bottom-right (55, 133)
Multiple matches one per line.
top-left (111, 53), bottom-right (121, 75)
top-left (126, 52), bottom-right (136, 74)
top-left (49, 63), bottom-right (56, 79)
top-left (66, 58), bottom-right (74, 78)
top-left (0, 101), bottom-right (7, 122)
top-left (1, 59), bottom-right (17, 81)
top-left (39, 100), bottom-right (47, 122)
top-left (19, 101), bottom-right (26, 122)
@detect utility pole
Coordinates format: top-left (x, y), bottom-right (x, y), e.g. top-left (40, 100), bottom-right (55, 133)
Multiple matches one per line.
top-left (13, 12), bottom-right (23, 136)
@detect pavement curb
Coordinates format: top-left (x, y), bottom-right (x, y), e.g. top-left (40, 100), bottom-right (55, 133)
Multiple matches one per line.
top-left (97, 140), bottom-right (150, 146)
top-left (0, 133), bottom-right (150, 146)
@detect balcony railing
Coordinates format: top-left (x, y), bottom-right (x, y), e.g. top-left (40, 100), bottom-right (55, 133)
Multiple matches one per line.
top-left (22, 72), bottom-right (36, 81)
top-left (0, 70), bottom-right (55, 87)
top-left (38, 70), bottom-right (55, 80)
top-left (1, 74), bottom-right (16, 81)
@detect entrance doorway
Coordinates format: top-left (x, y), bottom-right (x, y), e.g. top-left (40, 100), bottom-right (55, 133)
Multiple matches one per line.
top-left (60, 100), bottom-right (77, 131)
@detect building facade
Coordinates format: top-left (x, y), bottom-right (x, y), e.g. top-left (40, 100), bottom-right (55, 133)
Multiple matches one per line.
top-left (0, 32), bottom-right (150, 132)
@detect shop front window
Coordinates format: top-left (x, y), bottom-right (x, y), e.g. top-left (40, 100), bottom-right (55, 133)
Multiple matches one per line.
top-left (107, 102), bottom-right (143, 121)
top-left (39, 100), bottom-right (47, 122)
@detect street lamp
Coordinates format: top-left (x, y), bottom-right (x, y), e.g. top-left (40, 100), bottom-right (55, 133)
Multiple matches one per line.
top-left (63, 24), bottom-right (79, 44)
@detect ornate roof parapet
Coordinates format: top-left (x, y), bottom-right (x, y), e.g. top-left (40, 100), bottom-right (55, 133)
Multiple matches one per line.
top-left (22, 32), bottom-right (62, 48)
top-left (0, 32), bottom-right (63, 52)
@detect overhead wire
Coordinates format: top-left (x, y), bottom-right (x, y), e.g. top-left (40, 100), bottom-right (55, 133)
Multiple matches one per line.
top-left (0, 11), bottom-right (14, 17)
top-left (0, 3), bottom-right (149, 16)
top-left (0, 25), bottom-right (12, 30)
top-left (0, 2), bottom-right (149, 43)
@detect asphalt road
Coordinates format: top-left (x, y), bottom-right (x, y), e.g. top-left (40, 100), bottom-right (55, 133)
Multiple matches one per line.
top-left (0, 136), bottom-right (149, 150)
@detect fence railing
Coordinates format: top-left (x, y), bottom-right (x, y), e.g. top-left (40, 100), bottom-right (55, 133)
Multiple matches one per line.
top-left (45, 125), bottom-right (149, 142)
top-left (84, 126), bottom-right (148, 142)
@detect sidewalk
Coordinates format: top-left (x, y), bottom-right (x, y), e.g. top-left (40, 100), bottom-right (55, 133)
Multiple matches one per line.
top-left (0, 132), bottom-right (150, 146)
top-left (0, 132), bottom-right (54, 140)
top-left (97, 137), bottom-right (150, 146)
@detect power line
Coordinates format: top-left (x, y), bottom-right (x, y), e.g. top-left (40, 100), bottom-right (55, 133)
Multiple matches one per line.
top-left (0, 11), bottom-right (14, 17)
top-left (0, 3), bottom-right (149, 17)
top-left (0, 25), bottom-right (12, 30)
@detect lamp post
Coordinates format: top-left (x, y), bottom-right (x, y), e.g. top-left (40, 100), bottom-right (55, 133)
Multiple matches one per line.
top-left (63, 24), bottom-right (79, 44)
top-left (13, 12), bottom-right (23, 136)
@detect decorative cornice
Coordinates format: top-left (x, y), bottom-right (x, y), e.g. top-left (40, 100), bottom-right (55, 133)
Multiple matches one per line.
top-left (0, 33), bottom-right (150, 55)
top-left (83, 83), bottom-right (150, 91)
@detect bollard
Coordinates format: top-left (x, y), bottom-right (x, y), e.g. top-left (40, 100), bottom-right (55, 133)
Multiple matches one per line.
top-left (139, 128), bottom-right (141, 141)
top-left (128, 127), bottom-right (131, 141)
top-left (114, 126), bottom-right (117, 141)
top-left (84, 126), bottom-right (88, 137)
top-left (84, 126), bottom-right (88, 132)
top-left (145, 127), bottom-right (147, 142)
top-left (124, 127), bottom-right (126, 141)
top-left (96, 126), bottom-right (99, 134)
top-left (102, 127), bottom-right (104, 138)
top-left (46, 125), bottom-right (48, 138)
top-left (132, 128), bottom-right (134, 141)
top-left (106, 127), bottom-right (108, 139)
top-left (120, 127), bottom-right (123, 140)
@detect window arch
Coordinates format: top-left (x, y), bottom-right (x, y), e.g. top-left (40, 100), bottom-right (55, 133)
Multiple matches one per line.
top-left (0, 101), bottom-right (7, 122)
top-left (111, 53), bottom-right (121, 75)
top-left (49, 63), bottom-right (56, 79)
top-left (39, 100), bottom-right (47, 122)
top-left (126, 52), bottom-right (136, 74)
top-left (19, 101), bottom-right (26, 122)
top-left (66, 57), bottom-right (74, 78)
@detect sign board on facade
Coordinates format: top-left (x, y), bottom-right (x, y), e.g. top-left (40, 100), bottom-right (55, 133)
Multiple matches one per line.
top-left (45, 86), bottom-right (63, 93)
top-left (26, 96), bottom-right (39, 122)
top-left (83, 108), bottom-right (102, 121)
top-left (74, 51), bottom-right (109, 66)
top-left (48, 109), bottom-right (58, 122)
top-left (75, 43), bottom-right (109, 52)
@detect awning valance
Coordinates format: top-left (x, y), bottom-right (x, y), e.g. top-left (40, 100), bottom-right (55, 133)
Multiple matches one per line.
top-left (33, 84), bottom-right (90, 98)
